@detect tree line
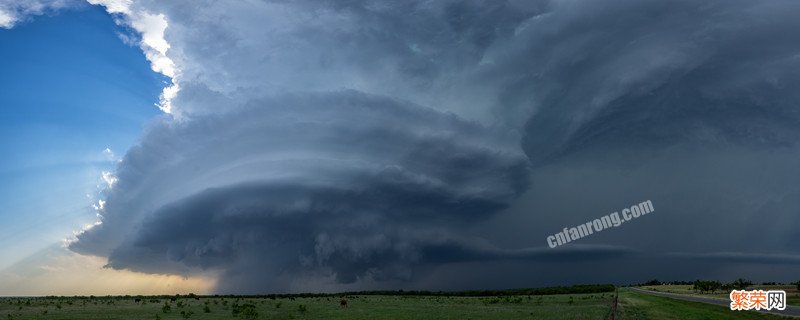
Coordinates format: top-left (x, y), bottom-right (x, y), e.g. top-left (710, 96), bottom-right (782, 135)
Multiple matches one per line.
top-left (636, 278), bottom-right (800, 294)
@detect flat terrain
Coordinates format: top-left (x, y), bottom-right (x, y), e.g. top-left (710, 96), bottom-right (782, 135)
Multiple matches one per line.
top-left (618, 288), bottom-right (796, 319)
top-left (0, 293), bottom-right (613, 320)
top-left (3, 288), bottom-right (797, 319)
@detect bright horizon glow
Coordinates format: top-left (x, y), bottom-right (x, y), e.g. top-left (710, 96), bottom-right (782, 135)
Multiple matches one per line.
top-left (0, 246), bottom-right (215, 296)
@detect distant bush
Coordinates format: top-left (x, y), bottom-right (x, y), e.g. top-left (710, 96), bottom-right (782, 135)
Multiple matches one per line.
top-left (378, 284), bottom-right (616, 298)
top-left (161, 302), bottom-right (171, 313)
top-left (203, 305), bottom-right (211, 313)
top-left (231, 302), bottom-right (258, 319)
top-left (732, 278), bottom-right (753, 290)
top-left (693, 280), bottom-right (722, 293)
top-left (644, 279), bottom-right (662, 286)
top-left (298, 304), bottom-right (307, 313)
top-left (240, 304), bottom-right (259, 320)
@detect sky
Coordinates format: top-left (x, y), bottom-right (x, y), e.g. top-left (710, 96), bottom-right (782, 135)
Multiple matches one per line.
top-left (0, 1), bottom-right (212, 294)
top-left (1, 0), bottom-right (800, 295)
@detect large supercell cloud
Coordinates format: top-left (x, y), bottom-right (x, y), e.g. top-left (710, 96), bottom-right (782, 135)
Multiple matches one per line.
top-left (67, 0), bottom-right (800, 292)
top-left (70, 91), bottom-right (532, 292)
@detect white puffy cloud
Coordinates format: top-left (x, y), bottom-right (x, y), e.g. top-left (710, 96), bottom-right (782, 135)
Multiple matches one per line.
top-left (0, 8), bottom-right (13, 27)
top-left (87, 0), bottom-right (177, 113)
top-left (100, 171), bottom-right (117, 189)
top-left (85, 0), bottom-right (129, 14)
top-left (93, 0), bottom-right (549, 120)
top-left (0, 0), bottom-right (77, 28)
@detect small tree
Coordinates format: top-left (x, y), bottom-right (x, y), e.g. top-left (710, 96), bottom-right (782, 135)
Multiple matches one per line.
top-left (203, 305), bottom-right (211, 313)
top-left (708, 281), bottom-right (722, 294)
top-left (644, 279), bottom-right (661, 286)
top-left (240, 304), bottom-right (258, 320)
top-left (162, 302), bottom-right (171, 313)
top-left (693, 280), bottom-right (711, 293)
top-left (732, 278), bottom-right (753, 290)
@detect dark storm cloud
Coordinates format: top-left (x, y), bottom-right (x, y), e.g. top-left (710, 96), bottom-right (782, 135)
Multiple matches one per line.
top-left (516, 0), bottom-right (800, 164)
top-left (497, 0), bottom-right (800, 277)
top-left (72, 0), bottom-right (800, 291)
top-left (668, 252), bottom-right (800, 265)
top-left (71, 91), bottom-right (530, 291)
top-left (451, 0), bottom-right (800, 286)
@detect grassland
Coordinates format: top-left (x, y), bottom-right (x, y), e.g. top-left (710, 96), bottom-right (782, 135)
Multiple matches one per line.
top-left (0, 293), bottom-right (614, 320)
top-left (639, 284), bottom-right (800, 306)
top-left (2, 286), bottom-right (796, 319)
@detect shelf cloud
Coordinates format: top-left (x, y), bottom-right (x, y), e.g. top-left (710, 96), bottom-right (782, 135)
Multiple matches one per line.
top-left (69, 91), bottom-right (530, 292)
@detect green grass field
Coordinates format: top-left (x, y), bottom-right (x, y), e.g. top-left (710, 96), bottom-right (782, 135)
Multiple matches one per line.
top-left (0, 293), bottom-right (614, 320)
top-left (618, 288), bottom-right (793, 320)
top-left (640, 285), bottom-right (800, 306)
top-left (2, 288), bottom-right (796, 319)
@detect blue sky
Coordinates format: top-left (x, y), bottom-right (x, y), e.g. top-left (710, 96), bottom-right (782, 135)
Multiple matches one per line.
top-left (0, 3), bottom-right (162, 270)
